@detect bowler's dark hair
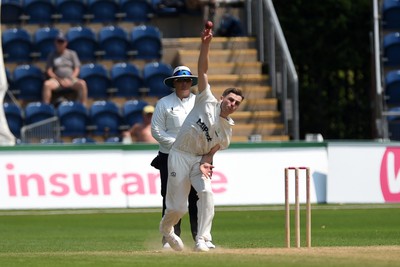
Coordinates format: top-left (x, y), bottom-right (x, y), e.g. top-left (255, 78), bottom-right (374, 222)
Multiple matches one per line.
top-left (222, 87), bottom-right (244, 101)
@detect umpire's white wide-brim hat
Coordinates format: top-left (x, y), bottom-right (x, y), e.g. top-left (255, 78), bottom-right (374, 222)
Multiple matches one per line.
top-left (163, 66), bottom-right (198, 88)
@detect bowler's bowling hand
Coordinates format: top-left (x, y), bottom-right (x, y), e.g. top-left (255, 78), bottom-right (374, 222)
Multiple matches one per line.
top-left (200, 162), bottom-right (214, 179)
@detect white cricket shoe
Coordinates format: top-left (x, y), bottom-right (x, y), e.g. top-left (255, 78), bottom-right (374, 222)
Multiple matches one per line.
top-left (164, 233), bottom-right (184, 251)
top-left (205, 241), bottom-right (216, 249)
top-left (194, 240), bottom-right (210, 252)
top-left (162, 242), bottom-right (171, 249)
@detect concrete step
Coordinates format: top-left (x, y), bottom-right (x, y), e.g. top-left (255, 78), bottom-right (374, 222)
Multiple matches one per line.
top-left (184, 61), bottom-right (262, 75)
top-left (177, 49), bottom-right (258, 63)
top-left (206, 74), bottom-right (268, 87)
top-left (231, 110), bottom-right (281, 123)
top-left (168, 37), bottom-right (257, 50)
top-left (211, 85), bottom-right (272, 99)
top-left (233, 122), bottom-right (285, 136)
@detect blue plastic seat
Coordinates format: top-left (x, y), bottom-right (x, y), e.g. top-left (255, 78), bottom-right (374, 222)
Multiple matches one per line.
top-left (383, 32), bottom-right (400, 66)
top-left (143, 62), bottom-right (173, 98)
top-left (24, 102), bottom-right (56, 125)
top-left (122, 99), bottom-right (148, 126)
top-left (89, 100), bottom-right (121, 135)
top-left (98, 25), bottom-right (130, 61)
top-left (130, 25), bottom-right (162, 60)
top-left (87, 0), bottom-right (119, 23)
top-left (105, 136), bottom-right (121, 143)
top-left (110, 62), bottom-right (143, 97)
top-left (23, 0), bottom-right (55, 24)
top-left (120, 0), bottom-right (154, 23)
top-left (385, 70), bottom-right (400, 104)
top-left (72, 137), bottom-right (96, 144)
top-left (3, 102), bottom-right (24, 138)
top-left (13, 64), bottom-right (44, 101)
top-left (1, 0), bottom-right (23, 24)
top-left (57, 101), bottom-right (88, 137)
top-left (33, 27), bottom-right (60, 61)
top-left (2, 28), bottom-right (33, 63)
top-left (79, 63), bottom-right (111, 99)
top-left (55, 0), bottom-right (87, 23)
top-left (66, 26), bottom-right (98, 62)
top-left (382, 0), bottom-right (400, 29)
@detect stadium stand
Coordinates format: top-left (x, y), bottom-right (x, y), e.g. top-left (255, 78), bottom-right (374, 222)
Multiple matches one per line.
top-left (384, 70), bottom-right (400, 104)
top-left (55, 0), bottom-right (87, 24)
top-left (86, 0), bottom-right (120, 23)
top-left (1, 0), bottom-right (24, 25)
top-left (2, 28), bottom-right (33, 63)
top-left (79, 63), bottom-right (111, 99)
top-left (24, 102), bottom-right (55, 124)
top-left (110, 62), bottom-right (143, 98)
top-left (383, 32), bottom-right (400, 66)
top-left (382, 0), bottom-right (400, 29)
top-left (130, 25), bottom-right (163, 60)
top-left (98, 25), bottom-right (130, 61)
top-left (66, 26), bottom-right (98, 62)
top-left (57, 101), bottom-right (88, 137)
top-left (33, 27), bottom-right (60, 61)
top-left (122, 99), bottom-right (148, 127)
top-left (72, 137), bottom-right (96, 144)
top-left (89, 100), bottom-right (121, 136)
top-left (120, 0), bottom-right (154, 23)
top-left (143, 61), bottom-right (173, 98)
top-left (13, 64), bottom-right (44, 101)
top-left (23, 0), bottom-right (56, 25)
top-left (3, 102), bottom-right (24, 138)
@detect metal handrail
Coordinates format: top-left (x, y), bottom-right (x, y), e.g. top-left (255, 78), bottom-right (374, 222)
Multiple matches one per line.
top-left (247, 0), bottom-right (299, 140)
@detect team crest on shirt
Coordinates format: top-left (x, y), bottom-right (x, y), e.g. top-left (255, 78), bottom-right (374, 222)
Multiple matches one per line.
top-left (170, 172), bottom-right (176, 177)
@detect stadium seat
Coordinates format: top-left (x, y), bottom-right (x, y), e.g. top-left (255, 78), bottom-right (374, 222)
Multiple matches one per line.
top-left (130, 25), bottom-right (162, 60)
top-left (143, 62), bottom-right (173, 98)
top-left (13, 64), bottom-right (44, 101)
top-left (382, 0), bottom-right (400, 29)
top-left (72, 137), bottom-right (96, 144)
top-left (385, 70), bottom-right (400, 104)
top-left (1, 0), bottom-right (23, 24)
top-left (120, 0), bottom-right (154, 23)
top-left (387, 106), bottom-right (400, 140)
top-left (3, 102), bottom-right (24, 138)
top-left (79, 63), bottom-right (111, 99)
top-left (86, 0), bottom-right (119, 23)
top-left (57, 101), bottom-right (88, 137)
top-left (89, 100), bottom-right (121, 136)
top-left (24, 102), bottom-right (56, 125)
top-left (98, 25), bottom-right (130, 61)
top-left (66, 26), bottom-right (98, 62)
top-left (23, 0), bottom-right (55, 24)
top-left (151, 0), bottom-right (183, 16)
top-left (105, 136), bottom-right (121, 143)
top-left (33, 27), bottom-right (60, 61)
top-left (55, 0), bottom-right (87, 24)
top-left (122, 99), bottom-right (148, 126)
top-left (110, 62), bottom-right (143, 97)
top-left (383, 32), bottom-right (400, 66)
top-left (2, 28), bottom-right (33, 63)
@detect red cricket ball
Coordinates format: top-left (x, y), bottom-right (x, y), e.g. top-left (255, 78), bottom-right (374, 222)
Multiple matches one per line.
top-left (205, 21), bottom-right (213, 29)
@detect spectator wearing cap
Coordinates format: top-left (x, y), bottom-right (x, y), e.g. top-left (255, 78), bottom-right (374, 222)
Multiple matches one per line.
top-left (150, 66), bottom-right (216, 249)
top-left (42, 32), bottom-right (88, 106)
top-left (122, 105), bottom-right (157, 144)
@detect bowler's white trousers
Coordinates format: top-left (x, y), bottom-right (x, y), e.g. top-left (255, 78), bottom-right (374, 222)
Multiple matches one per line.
top-left (159, 147), bottom-right (214, 242)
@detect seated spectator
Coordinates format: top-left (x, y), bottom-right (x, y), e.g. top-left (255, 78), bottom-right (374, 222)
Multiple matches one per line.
top-left (122, 105), bottom-right (157, 144)
top-left (42, 32), bottom-right (88, 107)
top-left (216, 12), bottom-right (244, 37)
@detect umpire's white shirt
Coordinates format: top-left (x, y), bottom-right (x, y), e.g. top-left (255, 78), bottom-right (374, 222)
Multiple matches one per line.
top-left (151, 91), bottom-right (196, 154)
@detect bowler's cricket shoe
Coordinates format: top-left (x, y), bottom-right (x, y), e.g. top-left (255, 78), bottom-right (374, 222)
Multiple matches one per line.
top-left (165, 233), bottom-right (184, 251)
top-left (205, 241), bottom-right (216, 249)
top-left (194, 239), bottom-right (210, 252)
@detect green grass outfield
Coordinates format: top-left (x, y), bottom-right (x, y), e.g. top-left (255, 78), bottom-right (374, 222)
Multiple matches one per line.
top-left (1, 204), bottom-right (399, 267)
